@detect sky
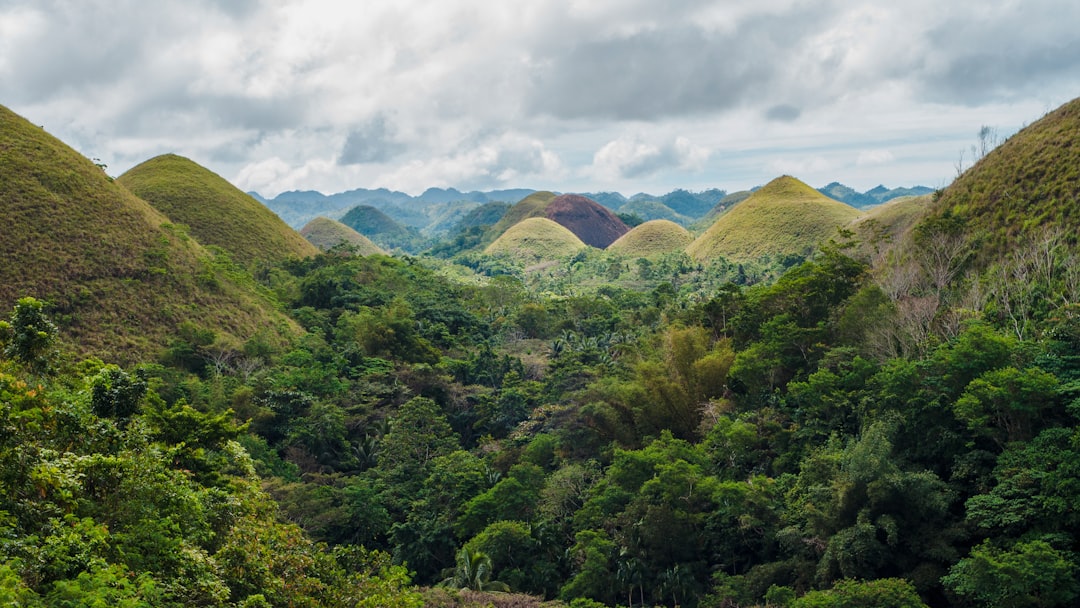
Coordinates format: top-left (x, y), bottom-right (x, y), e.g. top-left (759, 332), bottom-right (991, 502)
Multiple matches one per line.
top-left (2, 0), bottom-right (1078, 199)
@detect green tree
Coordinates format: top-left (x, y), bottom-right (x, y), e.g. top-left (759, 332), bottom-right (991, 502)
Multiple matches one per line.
top-left (0, 296), bottom-right (58, 374)
top-left (441, 548), bottom-right (510, 592)
top-left (942, 540), bottom-right (1078, 608)
top-left (791, 578), bottom-right (928, 608)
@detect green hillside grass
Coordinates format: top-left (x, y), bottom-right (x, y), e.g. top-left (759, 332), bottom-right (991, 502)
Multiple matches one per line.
top-left (483, 217), bottom-right (588, 264)
top-left (0, 104), bottom-right (299, 363)
top-left (484, 191), bottom-right (557, 244)
top-left (607, 219), bottom-right (694, 257)
top-left (300, 217), bottom-right (386, 255)
top-left (687, 176), bottom-right (862, 262)
top-left (118, 154), bottom-right (318, 266)
top-left (925, 96), bottom-right (1080, 260)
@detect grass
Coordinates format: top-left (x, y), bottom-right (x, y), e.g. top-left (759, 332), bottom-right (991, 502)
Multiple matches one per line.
top-left (686, 176), bottom-right (862, 262)
top-left (300, 217), bottom-right (386, 255)
top-left (484, 191), bottom-right (557, 244)
top-left (0, 104), bottom-right (299, 364)
top-left (118, 154), bottom-right (319, 266)
top-left (925, 96), bottom-right (1080, 260)
top-left (483, 217), bottom-right (588, 264)
top-left (607, 220), bottom-right (694, 257)
top-left (850, 195), bottom-right (933, 244)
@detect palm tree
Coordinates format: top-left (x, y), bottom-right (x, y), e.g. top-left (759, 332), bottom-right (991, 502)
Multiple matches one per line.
top-left (441, 548), bottom-right (510, 593)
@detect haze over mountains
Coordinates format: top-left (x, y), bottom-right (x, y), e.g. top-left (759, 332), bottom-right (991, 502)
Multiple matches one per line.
top-left (256, 183), bottom-right (930, 235)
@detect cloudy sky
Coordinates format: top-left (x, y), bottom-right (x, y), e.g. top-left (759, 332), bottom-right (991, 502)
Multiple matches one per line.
top-left (2, 0), bottom-right (1077, 198)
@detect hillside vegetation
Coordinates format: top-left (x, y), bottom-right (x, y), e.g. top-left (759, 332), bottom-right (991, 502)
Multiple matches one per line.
top-left (544, 193), bottom-right (630, 248)
top-left (118, 154), bottom-right (318, 266)
top-left (926, 97), bottom-right (1080, 261)
top-left (300, 216), bottom-right (386, 255)
top-left (687, 176), bottom-right (862, 262)
top-left (0, 105), bottom-right (297, 363)
top-left (607, 219), bottom-right (694, 257)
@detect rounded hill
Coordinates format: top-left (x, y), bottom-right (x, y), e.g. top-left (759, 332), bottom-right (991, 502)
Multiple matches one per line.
top-left (607, 220), bottom-right (694, 257)
top-left (486, 191), bottom-right (558, 242)
top-left (0, 105), bottom-right (298, 363)
top-left (544, 193), bottom-right (631, 248)
top-left (484, 217), bottom-right (587, 264)
top-left (118, 154), bottom-right (318, 266)
top-left (687, 176), bottom-right (862, 262)
top-left (300, 217), bottom-right (386, 255)
top-left (925, 96), bottom-right (1080, 260)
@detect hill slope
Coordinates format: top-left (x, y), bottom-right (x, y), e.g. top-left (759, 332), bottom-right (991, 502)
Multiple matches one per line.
top-left (607, 220), bottom-right (694, 257)
top-left (118, 154), bottom-right (318, 266)
top-left (925, 96), bottom-right (1080, 259)
top-left (484, 217), bottom-right (588, 264)
top-left (486, 191), bottom-right (559, 243)
top-left (687, 176), bottom-right (862, 262)
top-left (544, 193), bottom-right (631, 248)
top-left (300, 217), bottom-right (386, 255)
top-left (0, 105), bottom-right (298, 363)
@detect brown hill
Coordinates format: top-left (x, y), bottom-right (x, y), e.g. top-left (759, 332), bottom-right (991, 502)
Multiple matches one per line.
top-left (544, 193), bottom-right (630, 248)
top-left (0, 104), bottom-right (298, 363)
top-left (300, 217), bottom-right (386, 255)
top-left (118, 154), bottom-right (319, 266)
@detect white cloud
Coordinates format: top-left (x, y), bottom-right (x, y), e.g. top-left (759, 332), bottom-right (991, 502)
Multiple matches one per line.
top-left (1, 0), bottom-right (1077, 197)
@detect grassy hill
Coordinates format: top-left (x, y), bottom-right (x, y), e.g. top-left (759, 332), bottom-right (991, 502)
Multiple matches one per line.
top-left (923, 96), bottom-right (1080, 260)
top-left (687, 176), bottom-right (862, 262)
top-left (483, 217), bottom-right (588, 264)
top-left (118, 154), bottom-right (318, 266)
top-left (607, 220), bottom-right (694, 257)
top-left (299, 217), bottom-right (386, 255)
top-left (0, 105), bottom-right (298, 363)
top-left (485, 191), bottom-right (558, 244)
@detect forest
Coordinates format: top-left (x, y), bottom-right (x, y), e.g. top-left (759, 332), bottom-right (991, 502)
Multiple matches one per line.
top-left (3, 223), bottom-right (1079, 607)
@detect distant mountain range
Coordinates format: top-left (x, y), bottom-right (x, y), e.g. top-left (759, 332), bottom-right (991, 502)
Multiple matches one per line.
top-left (816, 182), bottom-right (935, 208)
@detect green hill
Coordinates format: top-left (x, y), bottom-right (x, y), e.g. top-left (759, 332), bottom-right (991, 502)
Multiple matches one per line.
top-left (618, 199), bottom-right (693, 226)
top-left (339, 205), bottom-right (424, 252)
top-left (483, 217), bottom-right (588, 264)
top-left (299, 217), bottom-right (386, 255)
top-left (484, 191), bottom-right (558, 244)
top-left (118, 154), bottom-right (318, 266)
top-left (607, 220), bottom-right (694, 257)
top-left (924, 96), bottom-right (1080, 261)
top-left (0, 105), bottom-right (298, 363)
top-left (686, 176), bottom-right (862, 262)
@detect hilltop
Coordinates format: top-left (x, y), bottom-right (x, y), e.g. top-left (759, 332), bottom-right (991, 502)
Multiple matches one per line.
top-left (118, 154), bottom-right (318, 266)
top-left (299, 217), bottom-right (386, 255)
top-left (607, 220), bottom-right (694, 258)
top-left (818, 182), bottom-right (934, 208)
top-left (0, 105), bottom-right (298, 363)
top-left (544, 193), bottom-right (631, 248)
top-left (484, 217), bottom-right (588, 264)
top-left (687, 176), bottom-right (862, 262)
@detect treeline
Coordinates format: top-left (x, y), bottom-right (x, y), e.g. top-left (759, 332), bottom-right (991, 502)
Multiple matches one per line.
top-left (3, 235), bottom-right (1079, 607)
